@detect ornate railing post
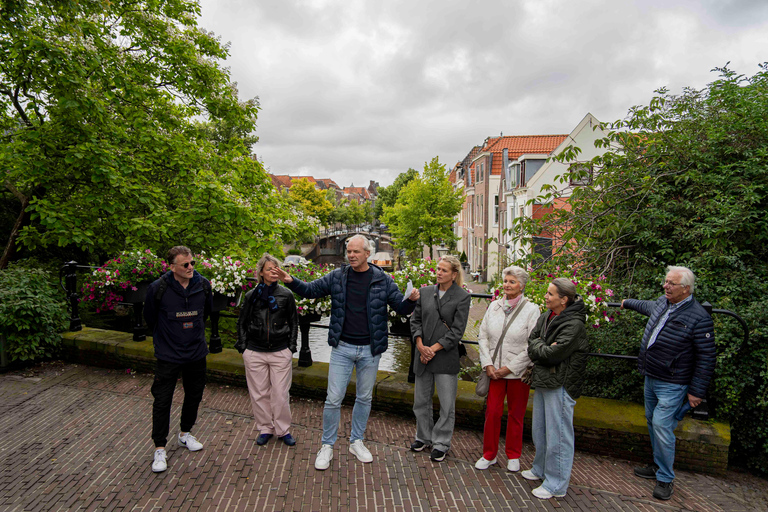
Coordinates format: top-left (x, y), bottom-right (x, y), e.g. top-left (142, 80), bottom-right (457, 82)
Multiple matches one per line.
top-left (62, 261), bottom-right (82, 332)
top-left (298, 314), bottom-right (320, 367)
top-left (209, 311), bottom-right (223, 354)
top-left (132, 301), bottom-right (146, 342)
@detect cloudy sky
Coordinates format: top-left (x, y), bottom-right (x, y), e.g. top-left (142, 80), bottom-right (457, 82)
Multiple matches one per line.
top-left (197, 0), bottom-right (768, 188)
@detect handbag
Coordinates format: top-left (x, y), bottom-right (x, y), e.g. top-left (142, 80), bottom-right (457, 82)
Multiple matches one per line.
top-left (475, 298), bottom-right (528, 397)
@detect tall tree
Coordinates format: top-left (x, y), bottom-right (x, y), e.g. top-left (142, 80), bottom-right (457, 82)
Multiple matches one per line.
top-left (374, 168), bottom-right (418, 220)
top-left (383, 157), bottom-right (463, 258)
top-left (511, 64), bottom-right (768, 278)
top-left (288, 178), bottom-right (333, 227)
top-left (0, 0), bottom-right (287, 268)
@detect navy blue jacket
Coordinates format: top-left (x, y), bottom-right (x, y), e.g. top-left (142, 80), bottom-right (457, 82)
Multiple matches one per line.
top-left (624, 296), bottom-right (715, 398)
top-left (286, 264), bottom-right (416, 356)
top-left (144, 270), bottom-right (212, 364)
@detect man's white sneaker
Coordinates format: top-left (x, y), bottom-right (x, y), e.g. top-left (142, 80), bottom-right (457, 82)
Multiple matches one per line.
top-left (474, 456), bottom-right (497, 470)
top-left (532, 485), bottom-right (566, 499)
top-left (521, 469), bottom-right (541, 481)
top-left (507, 458), bottom-right (520, 472)
top-left (315, 444), bottom-right (334, 470)
top-left (349, 440), bottom-right (373, 463)
top-left (178, 432), bottom-right (203, 451)
top-left (152, 449), bottom-right (167, 473)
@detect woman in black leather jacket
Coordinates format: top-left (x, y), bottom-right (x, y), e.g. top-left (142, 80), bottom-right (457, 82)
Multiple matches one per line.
top-left (236, 254), bottom-right (298, 446)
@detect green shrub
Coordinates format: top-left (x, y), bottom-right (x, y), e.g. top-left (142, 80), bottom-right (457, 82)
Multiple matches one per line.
top-left (0, 265), bottom-right (68, 361)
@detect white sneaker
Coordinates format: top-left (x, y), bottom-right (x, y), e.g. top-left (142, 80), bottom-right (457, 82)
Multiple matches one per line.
top-left (152, 448), bottom-right (167, 473)
top-left (521, 469), bottom-right (541, 481)
top-left (349, 440), bottom-right (373, 463)
top-left (178, 432), bottom-right (203, 451)
top-left (315, 444), bottom-right (334, 470)
top-left (532, 485), bottom-right (566, 499)
top-left (507, 458), bottom-right (520, 472)
top-left (475, 456), bottom-right (497, 470)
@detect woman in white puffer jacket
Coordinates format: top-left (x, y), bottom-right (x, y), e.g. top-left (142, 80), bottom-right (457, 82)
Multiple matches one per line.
top-left (475, 266), bottom-right (541, 472)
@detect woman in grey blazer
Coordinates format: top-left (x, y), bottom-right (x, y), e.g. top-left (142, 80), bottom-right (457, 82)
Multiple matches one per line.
top-left (409, 255), bottom-right (472, 462)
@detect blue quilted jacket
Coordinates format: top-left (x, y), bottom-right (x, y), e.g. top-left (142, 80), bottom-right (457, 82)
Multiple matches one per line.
top-left (624, 296), bottom-right (715, 398)
top-left (287, 264), bottom-right (417, 356)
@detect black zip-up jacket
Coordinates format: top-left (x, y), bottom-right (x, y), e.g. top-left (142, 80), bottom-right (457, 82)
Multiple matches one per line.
top-left (144, 270), bottom-right (212, 364)
top-left (236, 285), bottom-right (298, 353)
top-left (623, 296), bottom-right (715, 398)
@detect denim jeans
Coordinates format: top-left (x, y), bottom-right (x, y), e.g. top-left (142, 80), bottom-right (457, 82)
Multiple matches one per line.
top-left (322, 341), bottom-right (381, 445)
top-left (644, 376), bottom-right (688, 482)
top-left (531, 386), bottom-right (576, 496)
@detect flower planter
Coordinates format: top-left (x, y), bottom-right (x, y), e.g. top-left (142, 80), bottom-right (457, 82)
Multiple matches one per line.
top-left (211, 289), bottom-right (242, 312)
top-left (120, 282), bottom-right (150, 304)
top-left (389, 316), bottom-right (411, 336)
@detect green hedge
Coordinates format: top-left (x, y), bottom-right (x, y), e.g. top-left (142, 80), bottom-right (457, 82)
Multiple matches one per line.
top-left (584, 266), bottom-right (768, 474)
top-left (0, 264), bottom-right (68, 361)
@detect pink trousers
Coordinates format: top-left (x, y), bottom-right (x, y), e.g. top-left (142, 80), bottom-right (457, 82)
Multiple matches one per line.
top-left (243, 348), bottom-right (293, 436)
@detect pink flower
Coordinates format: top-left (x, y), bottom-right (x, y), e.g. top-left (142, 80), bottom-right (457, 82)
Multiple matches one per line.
top-left (606, 289), bottom-right (614, 297)
top-left (131, 286), bottom-right (138, 291)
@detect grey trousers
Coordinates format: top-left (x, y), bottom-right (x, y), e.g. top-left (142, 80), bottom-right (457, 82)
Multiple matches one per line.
top-left (413, 372), bottom-right (458, 452)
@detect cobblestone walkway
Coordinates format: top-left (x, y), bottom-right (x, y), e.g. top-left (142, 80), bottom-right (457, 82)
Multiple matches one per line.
top-left (1, 362), bottom-right (766, 512)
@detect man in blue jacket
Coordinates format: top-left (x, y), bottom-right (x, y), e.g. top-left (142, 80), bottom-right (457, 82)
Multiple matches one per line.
top-left (275, 235), bottom-right (420, 470)
top-left (144, 246), bottom-right (212, 473)
top-left (621, 266), bottom-right (715, 500)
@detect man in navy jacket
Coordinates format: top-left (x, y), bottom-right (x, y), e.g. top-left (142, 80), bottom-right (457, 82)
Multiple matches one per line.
top-left (275, 235), bottom-right (420, 470)
top-left (144, 246), bottom-right (212, 473)
top-left (621, 266), bottom-right (715, 500)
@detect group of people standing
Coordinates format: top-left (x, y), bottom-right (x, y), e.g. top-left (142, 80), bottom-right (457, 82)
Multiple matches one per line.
top-left (144, 242), bottom-right (715, 503)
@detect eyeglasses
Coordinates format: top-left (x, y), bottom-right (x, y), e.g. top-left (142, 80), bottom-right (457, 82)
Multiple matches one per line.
top-left (174, 260), bottom-right (196, 269)
top-left (662, 280), bottom-right (683, 287)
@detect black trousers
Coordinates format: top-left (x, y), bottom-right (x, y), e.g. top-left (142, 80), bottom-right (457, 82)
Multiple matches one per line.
top-left (151, 357), bottom-right (207, 447)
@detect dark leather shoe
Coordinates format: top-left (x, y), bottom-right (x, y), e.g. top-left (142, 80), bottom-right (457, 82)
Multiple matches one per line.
top-left (430, 449), bottom-right (446, 462)
top-left (410, 440), bottom-right (427, 452)
top-left (653, 480), bottom-right (674, 500)
top-left (633, 464), bottom-right (658, 479)
top-left (279, 434), bottom-right (296, 446)
top-left (256, 433), bottom-right (273, 446)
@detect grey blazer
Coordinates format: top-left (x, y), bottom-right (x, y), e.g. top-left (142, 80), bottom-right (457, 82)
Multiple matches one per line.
top-left (410, 283), bottom-right (471, 376)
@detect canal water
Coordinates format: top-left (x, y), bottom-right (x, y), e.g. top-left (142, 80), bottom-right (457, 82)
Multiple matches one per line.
top-left (292, 315), bottom-right (413, 373)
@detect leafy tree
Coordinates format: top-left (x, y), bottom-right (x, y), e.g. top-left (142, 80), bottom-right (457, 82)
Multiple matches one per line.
top-left (374, 168), bottom-right (418, 219)
top-left (511, 64), bottom-right (768, 473)
top-left (345, 199), bottom-right (366, 230)
top-left (288, 178), bottom-right (333, 227)
top-left (383, 157), bottom-right (463, 258)
top-left (0, 0), bottom-right (288, 268)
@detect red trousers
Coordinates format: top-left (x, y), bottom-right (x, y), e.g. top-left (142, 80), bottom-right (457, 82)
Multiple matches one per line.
top-left (482, 378), bottom-right (530, 460)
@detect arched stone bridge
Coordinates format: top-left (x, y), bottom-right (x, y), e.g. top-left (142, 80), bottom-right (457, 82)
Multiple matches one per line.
top-left (306, 230), bottom-right (393, 265)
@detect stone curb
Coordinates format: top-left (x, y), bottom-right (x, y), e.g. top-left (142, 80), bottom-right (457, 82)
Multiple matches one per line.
top-left (61, 327), bottom-right (730, 474)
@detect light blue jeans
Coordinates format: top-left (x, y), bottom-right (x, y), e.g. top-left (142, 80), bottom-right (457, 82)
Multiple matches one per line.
top-left (322, 341), bottom-right (381, 445)
top-left (531, 386), bottom-right (576, 496)
top-left (644, 376), bottom-right (688, 483)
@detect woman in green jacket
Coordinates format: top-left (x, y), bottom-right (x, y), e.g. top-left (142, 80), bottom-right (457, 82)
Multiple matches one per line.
top-left (521, 278), bottom-right (588, 500)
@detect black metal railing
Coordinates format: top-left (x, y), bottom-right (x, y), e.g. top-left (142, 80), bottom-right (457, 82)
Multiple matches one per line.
top-left (61, 262), bottom-right (749, 420)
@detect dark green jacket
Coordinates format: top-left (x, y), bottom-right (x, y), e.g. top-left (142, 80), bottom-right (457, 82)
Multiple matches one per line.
top-left (527, 297), bottom-right (589, 399)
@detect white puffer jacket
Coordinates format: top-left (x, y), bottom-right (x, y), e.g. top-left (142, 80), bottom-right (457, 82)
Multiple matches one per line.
top-left (478, 297), bottom-right (541, 379)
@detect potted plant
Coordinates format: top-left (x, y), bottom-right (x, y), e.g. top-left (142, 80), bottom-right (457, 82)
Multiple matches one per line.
top-left (288, 262), bottom-right (333, 320)
top-left (195, 253), bottom-right (255, 312)
top-left (81, 249), bottom-right (168, 312)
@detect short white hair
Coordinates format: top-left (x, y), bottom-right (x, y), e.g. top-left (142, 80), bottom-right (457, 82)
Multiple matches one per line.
top-left (347, 234), bottom-right (373, 254)
top-left (502, 265), bottom-right (529, 290)
top-left (666, 265), bottom-right (695, 293)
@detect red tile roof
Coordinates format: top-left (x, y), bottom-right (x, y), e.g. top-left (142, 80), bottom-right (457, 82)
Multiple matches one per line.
top-left (479, 135), bottom-right (569, 175)
top-left (343, 186), bottom-right (370, 200)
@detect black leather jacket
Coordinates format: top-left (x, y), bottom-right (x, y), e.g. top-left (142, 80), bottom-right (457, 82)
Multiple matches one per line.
top-left (236, 284), bottom-right (298, 353)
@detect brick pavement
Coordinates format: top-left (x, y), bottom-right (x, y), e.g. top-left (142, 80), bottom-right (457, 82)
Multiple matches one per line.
top-left (1, 362), bottom-right (766, 512)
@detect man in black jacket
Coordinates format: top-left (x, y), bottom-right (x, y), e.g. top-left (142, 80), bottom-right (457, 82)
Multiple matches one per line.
top-left (621, 266), bottom-right (715, 500)
top-left (144, 246), bottom-right (212, 473)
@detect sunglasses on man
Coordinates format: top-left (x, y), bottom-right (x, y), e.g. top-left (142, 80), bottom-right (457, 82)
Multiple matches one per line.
top-left (174, 260), bottom-right (196, 269)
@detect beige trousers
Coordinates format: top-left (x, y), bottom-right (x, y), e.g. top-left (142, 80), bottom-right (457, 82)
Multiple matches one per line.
top-left (243, 348), bottom-right (293, 436)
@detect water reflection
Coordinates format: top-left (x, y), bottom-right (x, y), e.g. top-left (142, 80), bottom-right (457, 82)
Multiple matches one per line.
top-left (292, 316), bottom-right (412, 373)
